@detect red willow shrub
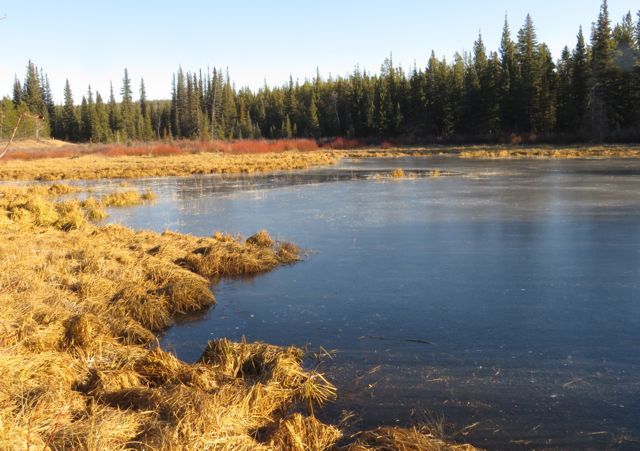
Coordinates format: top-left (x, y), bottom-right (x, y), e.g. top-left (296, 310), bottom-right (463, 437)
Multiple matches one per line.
top-left (319, 137), bottom-right (368, 150)
top-left (1, 137), bottom-right (379, 162)
top-left (226, 139), bottom-right (318, 154)
top-left (97, 144), bottom-right (187, 157)
top-left (1, 148), bottom-right (80, 161)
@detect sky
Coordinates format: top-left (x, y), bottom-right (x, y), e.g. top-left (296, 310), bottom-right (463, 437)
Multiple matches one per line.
top-left (1, 0), bottom-right (638, 102)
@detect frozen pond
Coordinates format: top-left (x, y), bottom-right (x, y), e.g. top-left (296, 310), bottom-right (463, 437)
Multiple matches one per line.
top-left (105, 157), bottom-right (640, 449)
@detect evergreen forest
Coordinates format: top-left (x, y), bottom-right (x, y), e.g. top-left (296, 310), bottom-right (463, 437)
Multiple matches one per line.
top-left (2, 1), bottom-right (640, 144)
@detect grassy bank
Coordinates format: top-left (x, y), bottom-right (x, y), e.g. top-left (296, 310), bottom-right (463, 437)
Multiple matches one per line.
top-left (456, 145), bottom-right (640, 159)
top-left (0, 186), bottom-right (476, 450)
top-left (0, 151), bottom-right (339, 181)
top-left (2, 141), bottom-right (640, 182)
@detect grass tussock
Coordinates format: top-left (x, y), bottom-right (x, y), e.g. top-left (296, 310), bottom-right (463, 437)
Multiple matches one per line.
top-left (390, 168), bottom-right (405, 178)
top-left (0, 185), bottom-right (156, 230)
top-left (345, 426), bottom-right (478, 451)
top-left (0, 186), bottom-right (477, 450)
top-left (100, 190), bottom-right (148, 207)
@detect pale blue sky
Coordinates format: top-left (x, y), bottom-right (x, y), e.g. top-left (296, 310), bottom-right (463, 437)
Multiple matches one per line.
top-left (1, 0), bottom-right (638, 102)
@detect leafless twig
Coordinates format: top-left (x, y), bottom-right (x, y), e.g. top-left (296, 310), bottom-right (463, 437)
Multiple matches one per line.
top-left (0, 113), bottom-right (44, 160)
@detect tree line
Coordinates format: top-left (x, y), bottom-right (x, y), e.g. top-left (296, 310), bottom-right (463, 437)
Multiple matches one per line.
top-left (2, 1), bottom-right (640, 144)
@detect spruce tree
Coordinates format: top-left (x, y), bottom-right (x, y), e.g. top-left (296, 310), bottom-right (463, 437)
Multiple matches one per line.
top-left (516, 14), bottom-right (541, 133)
top-left (611, 12), bottom-right (637, 132)
top-left (591, 0), bottom-right (615, 140)
top-left (139, 78), bottom-right (148, 118)
top-left (556, 46), bottom-right (574, 134)
top-left (308, 94), bottom-right (320, 137)
top-left (221, 71), bottom-right (236, 138)
top-left (41, 72), bottom-right (55, 124)
top-left (12, 78), bottom-right (22, 106)
top-left (537, 43), bottom-right (557, 132)
top-left (499, 15), bottom-right (519, 133)
top-left (22, 60), bottom-right (45, 116)
top-left (93, 91), bottom-right (110, 142)
top-left (80, 96), bottom-right (91, 141)
top-left (120, 68), bottom-right (135, 139)
top-left (138, 79), bottom-right (153, 141)
top-left (62, 79), bottom-right (78, 141)
top-left (108, 82), bottom-right (122, 142)
top-left (636, 10), bottom-right (640, 52)
top-left (571, 27), bottom-right (591, 136)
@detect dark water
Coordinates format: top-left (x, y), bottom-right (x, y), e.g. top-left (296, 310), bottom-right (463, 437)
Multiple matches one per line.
top-left (105, 158), bottom-right (640, 449)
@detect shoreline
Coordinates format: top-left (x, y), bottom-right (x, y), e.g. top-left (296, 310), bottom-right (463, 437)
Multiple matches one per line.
top-left (0, 143), bottom-right (640, 181)
top-left (0, 184), bottom-right (476, 450)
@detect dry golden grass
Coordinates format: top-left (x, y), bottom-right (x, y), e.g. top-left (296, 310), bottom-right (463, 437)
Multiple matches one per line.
top-left (0, 151), bottom-right (339, 181)
top-left (458, 146), bottom-right (640, 159)
top-left (0, 187), bottom-right (478, 450)
top-left (344, 426), bottom-right (478, 451)
top-left (3, 144), bottom-right (638, 182)
top-left (0, 185), bottom-right (157, 230)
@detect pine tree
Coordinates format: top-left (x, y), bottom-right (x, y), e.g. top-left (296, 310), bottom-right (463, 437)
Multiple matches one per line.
top-left (138, 79), bottom-right (153, 141)
top-left (499, 15), bottom-right (519, 133)
top-left (611, 12), bottom-right (637, 132)
top-left (93, 91), bottom-right (110, 142)
top-left (80, 95), bottom-right (91, 141)
top-left (636, 10), bottom-right (640, 52)
top-left (12, 78), bottom-right (22, 106)
top-left (308, 94), bottom-right (320, 137)
top-left (22, 60), bottom-right (45, 116)
top-left (537, 43), bottom-right (557, 132)
top-left (174, 67), bottom-right (187, 137)
top-left (556, 47), bottom-right (573, 134)
top-left (221, 71), bottom-right (236, 138)
top-left (41, 72), bottom-right (55, 123)
top-left (120, 68), bottom-right (135, 139)
top-left (450, 53), bottom-right (466, 134)
top-left (62, 79), bottom-right (78, 141)
top-left (516, 14), bottom-right (541, 133)
top-left (108, 82), bottom-right (121, 141)
top-left (572, 27), bottom-right (591, 136)
top-left (139, 78), bottom-right (148, 118)
top-left (591, 0), bottom-right (615, 140)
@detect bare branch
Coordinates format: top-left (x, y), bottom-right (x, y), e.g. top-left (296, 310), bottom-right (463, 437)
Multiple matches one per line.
top-left (0, 113), bottom-right (43, 160)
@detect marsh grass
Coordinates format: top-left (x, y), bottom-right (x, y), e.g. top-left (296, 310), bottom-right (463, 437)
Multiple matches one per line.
top-left (2, 143), bottom-right (638, 182)
top-left (0, 185), bottom-right (155, 230)
top-left (0, 185), bottom-right (477, 450)
top-left (458, 146), bottom-right (640, 159)
top-left (345, 426), bottom-right (478, 451)
top-left (100, 190), bottom-right (153, 207)
top-left (0, 151), bottom-right (339, 181)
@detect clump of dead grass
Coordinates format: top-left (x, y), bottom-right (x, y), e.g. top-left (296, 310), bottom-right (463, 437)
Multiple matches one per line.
top-left (344, 426), bottom-right (478, 451)
top-left (100, 190), bottom-right (145, 207)
top-left (0, 186), bottom-right (155, 230)
top-left (80, 197), bottom-right (108, 221)
top-left (247, 229), bottom-right (275, 247)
